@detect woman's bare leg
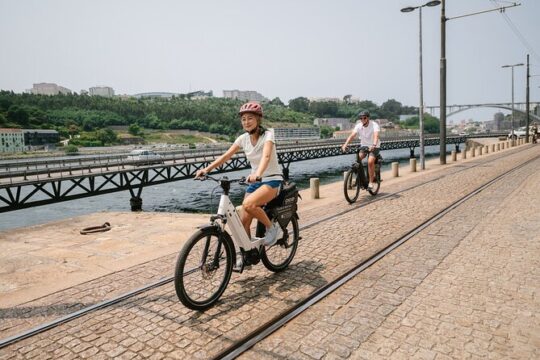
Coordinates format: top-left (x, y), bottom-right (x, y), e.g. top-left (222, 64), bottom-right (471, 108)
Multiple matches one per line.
top-left (241, 185), bottom-right (278, 236)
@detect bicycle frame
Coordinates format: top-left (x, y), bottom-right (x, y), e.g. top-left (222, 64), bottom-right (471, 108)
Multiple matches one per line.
top-left (216, 193), bottom-right (264, 250)
top-left (354, 154), bottom-right (370, 189)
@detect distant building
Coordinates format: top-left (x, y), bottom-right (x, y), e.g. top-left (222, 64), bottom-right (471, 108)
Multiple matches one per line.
top-left (80, 89), bottom-right (89, 95)
top-left (31, 83), bottom-right (71, 95)
top-left (308, 97), bottom-right (341, 103)
top-left (22, 129), bottom-right (60, 148)
top-left (223, 90), bottom-right (267, 102)
top-left (313, 117), bottom-right (353, 131)
top-left (0, 128), bottom-right (25, 153)
top-left (273, 127), bottom-right (320, 141)
top-left (89, 86), bottom-right (115, 97)
top-left (332, 130), bottom-right (351, 139)
top-left (187, 90), bottom-right (213, 99)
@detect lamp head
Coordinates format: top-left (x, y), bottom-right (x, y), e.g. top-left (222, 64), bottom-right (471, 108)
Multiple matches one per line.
top-left (425, 0), bottom-right (441, 6)
top-left (401, 6), bottom-right (416, 12)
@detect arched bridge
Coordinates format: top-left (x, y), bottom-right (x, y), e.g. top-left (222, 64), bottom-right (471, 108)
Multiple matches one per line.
top-left (426, 102), bottom-right (540, 121)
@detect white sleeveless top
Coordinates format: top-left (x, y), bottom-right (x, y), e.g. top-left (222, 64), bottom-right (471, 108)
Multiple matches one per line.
top-left (234, 129), bottom-right (282, 181)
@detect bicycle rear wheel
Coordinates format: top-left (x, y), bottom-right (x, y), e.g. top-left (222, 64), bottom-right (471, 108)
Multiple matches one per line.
top-left (174, 228), bottom-right (234, 311)
top-left (343, 169), bottom-right (360, 203)
top-left (261, 217), bottom-right (300, 272)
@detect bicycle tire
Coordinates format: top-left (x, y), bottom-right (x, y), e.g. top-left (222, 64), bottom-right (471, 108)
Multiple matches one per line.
top-left (368, 167), bottom-right (381, 195)
top-left (174, 228), bottom-right (234, 311)
top-left (261, 216), bottom-right (300, 272)
top-left (343, 169), bottom-right (360, 203)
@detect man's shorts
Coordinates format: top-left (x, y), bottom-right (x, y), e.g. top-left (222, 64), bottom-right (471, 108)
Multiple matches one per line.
top-left (246, 180), bottom-right (282, 194)
top-left (358, 148), bottom-right (380, 158)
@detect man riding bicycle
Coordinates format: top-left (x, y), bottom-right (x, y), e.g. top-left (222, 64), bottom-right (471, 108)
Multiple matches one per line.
top-left (341, 110), bottom-right (380, 190)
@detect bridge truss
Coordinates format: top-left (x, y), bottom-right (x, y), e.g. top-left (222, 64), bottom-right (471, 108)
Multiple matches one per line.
top-left (0, 134), bottom-right (483, 212)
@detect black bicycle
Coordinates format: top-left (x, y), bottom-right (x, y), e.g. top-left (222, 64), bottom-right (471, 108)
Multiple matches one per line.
top-left (343, 146), bottom-right (382, 204)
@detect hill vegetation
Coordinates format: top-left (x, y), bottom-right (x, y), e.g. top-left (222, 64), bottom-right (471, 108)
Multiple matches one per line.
top-left (0, 91), bottom-right (420, 146)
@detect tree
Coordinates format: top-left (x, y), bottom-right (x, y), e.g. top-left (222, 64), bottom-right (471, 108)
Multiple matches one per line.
top-left (129, 124), bottom-right (142, 136)
top-left (288, 97), bottom-right (310, 113)
top-left (343, 94), bottom-right (352, 104)
top-left (7, 105), bottom-right (30, 126)
top-left (95, 128), bottom-right (117, 145)
top-left (380, 99), bottom-right (403, 120)
top-left (270, 97), bottom-right (284, 106)
top-left (319, 125), bottom-right (335, 139)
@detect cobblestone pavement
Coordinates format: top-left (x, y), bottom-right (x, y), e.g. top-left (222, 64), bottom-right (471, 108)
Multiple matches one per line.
top-left (242, 147), bottom-right (540, 359)
top-left (1, 145), bottom-right (538, 359)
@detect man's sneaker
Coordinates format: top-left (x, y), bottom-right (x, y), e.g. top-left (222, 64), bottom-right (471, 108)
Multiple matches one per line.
top-left (264, 223), bottom-right (280, 247)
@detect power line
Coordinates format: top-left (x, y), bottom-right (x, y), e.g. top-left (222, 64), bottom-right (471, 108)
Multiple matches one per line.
top-left (489, 0), bottom-right (540, 64)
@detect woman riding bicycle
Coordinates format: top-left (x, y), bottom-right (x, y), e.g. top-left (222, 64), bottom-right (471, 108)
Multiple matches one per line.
top-left (195, 102), bottom-right (282, 246)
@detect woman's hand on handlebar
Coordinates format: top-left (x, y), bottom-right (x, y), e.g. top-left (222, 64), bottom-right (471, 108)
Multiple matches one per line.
top-left (194, 169), bottom-right (208, 180)
top-left (246, 174), bottom-right (261, 183)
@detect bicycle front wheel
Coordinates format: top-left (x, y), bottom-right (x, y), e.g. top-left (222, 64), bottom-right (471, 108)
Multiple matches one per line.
top-left (344, 169), bottom-right (360, 203)
top-left (368, 167), bottom-right (381, 196)
top-left (174, 228), bottom-right (234, 311)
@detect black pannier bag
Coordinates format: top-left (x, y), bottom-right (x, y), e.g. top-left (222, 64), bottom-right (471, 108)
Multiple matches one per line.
top-left (265, 181), bottom-right (300, 228)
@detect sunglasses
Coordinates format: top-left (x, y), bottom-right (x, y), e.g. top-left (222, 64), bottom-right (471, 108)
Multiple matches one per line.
top-left (360, 116), bottom-right (368, 120)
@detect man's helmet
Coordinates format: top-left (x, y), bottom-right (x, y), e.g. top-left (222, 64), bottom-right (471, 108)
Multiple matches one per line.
top-left (358, 110), bottom-right (370, 118)
top-left (239, 102), bottom-right (263, 116)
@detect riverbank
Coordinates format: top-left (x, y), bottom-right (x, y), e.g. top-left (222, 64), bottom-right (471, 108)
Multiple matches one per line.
top-left (0, 137), bottom-right (515, 307)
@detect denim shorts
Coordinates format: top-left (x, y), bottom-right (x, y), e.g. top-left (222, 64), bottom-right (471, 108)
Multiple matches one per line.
top-left (246, 180), bottom-right (282, 193)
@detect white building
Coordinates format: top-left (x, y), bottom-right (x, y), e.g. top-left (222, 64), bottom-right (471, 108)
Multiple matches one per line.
top-left (223, 90), bottom-right (267, 102)
top-left (0, 128), bottom-right (25, 153)
top-left (89, 86), bottom-right (115, 97)
top-left (273, 127), bottom-right (320, 141)
top-left (313, 118), bottom-right (353, 130)
top-left (31, 83), bottom-right (71, 95)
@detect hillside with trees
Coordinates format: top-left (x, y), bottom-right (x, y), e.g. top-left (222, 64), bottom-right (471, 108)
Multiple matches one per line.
top-left (0, 91), bottom-right (423, 146)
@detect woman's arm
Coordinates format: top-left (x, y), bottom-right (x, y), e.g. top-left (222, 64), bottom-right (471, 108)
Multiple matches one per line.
top-left (196, 143), bottom-right (240, 177)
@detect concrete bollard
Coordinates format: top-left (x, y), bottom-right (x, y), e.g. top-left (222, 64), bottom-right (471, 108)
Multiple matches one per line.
top-left (497, 143), bottom-right (500, 151)
top-left (462, 149), bottom-right (467, 160)
top-left (310, 178), bottom-right (320, 199)
top-left (392, 162), bottom-right (399, 177)
top-left (485, 146), bottom-right (489, 154)
top-left (491, 144), bottom-right (495, 153)
top-left (410, 158), bottom-right (417, 172)
top-left (478, 146), bottom-right (483, 156)
top-left (501, 142), bottom-right (505, 150)
top-left (451, 150), bottom-right (457, 162)
top-left (471, 147), bottom-right (476, 157)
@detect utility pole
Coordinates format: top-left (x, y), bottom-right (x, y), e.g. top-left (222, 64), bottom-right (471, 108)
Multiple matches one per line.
top-left (526, 54), bottom-right (530, 143)
top-left (439, 0), bottom-right (446, 164)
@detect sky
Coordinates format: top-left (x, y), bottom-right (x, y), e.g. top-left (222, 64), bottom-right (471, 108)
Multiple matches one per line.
top-left (1, 0), bottom-right (539, 121)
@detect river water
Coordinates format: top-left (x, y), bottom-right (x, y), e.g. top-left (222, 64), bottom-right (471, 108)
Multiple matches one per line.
top-left (0, 145), bottom-right (457, 232)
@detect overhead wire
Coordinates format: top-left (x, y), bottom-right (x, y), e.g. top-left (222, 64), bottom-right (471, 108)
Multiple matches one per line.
top-left (488, 0), bottom-right (540, 64)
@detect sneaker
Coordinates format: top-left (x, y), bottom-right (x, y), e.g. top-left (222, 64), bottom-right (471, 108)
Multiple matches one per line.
top-left (368, 182), bottom-right (375, 190)
top-left (264, 223), bottom-right (280, 247)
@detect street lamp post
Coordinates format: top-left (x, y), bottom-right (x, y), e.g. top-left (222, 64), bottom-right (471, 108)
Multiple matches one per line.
top-left (401, 0), bottom-right (441, 170)
top-left (502, 63), bottom-right (524, 146)
top-left (438, 1), bottom-right (521, 163)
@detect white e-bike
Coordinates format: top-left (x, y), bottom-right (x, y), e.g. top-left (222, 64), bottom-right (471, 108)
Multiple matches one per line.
top-left (174, 175), bottom-right (300, 311)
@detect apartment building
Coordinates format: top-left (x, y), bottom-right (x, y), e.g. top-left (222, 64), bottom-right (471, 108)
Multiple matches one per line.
top-left (31, 83), bottom-right (72, 95)
top-left (222, 90), bottom-right (267, 102)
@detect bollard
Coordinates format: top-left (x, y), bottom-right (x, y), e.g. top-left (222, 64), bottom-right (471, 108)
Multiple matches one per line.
top-left (451, 150), bottom-right (457, 162)
top-left (310, 178), bottom-right (320, 199)
top-left (410, 158), bottom-right (417, 173)
top-left (491, 144), bottom-right (495, 153)
top-left (485, 146), bottom-right (489, 154)
top-left (478, 146), bottom-right (483, 156)
top-left (471, 147), bottom-right (476, 157)
top-left (497, 143), bottom-right (500, 151)
top-left (392, 162), bottom-right (399, 177)
top-left (461, 149), bottom-right (467, 160)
